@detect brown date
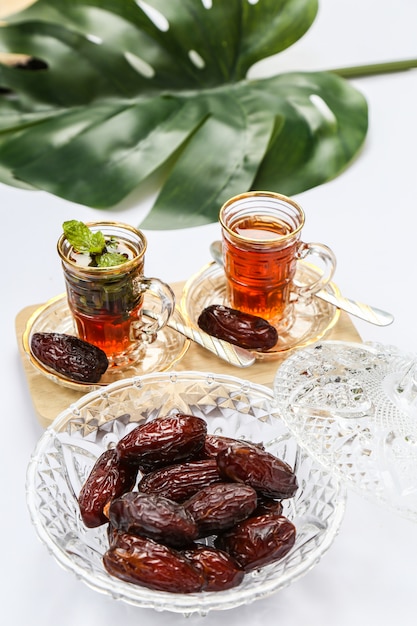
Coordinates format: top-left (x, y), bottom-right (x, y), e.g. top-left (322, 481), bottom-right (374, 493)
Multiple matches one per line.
top-left (184, 482), bottom-right (257, 536)
top-left (197, 304), bottom-right (278, 351)
top-left (108, 491), bottom-right (198, 548)
top-left (116, 414), bottom-right (207, 470)
top-left (31, 332), bottom-right (108, 383)
top-left (107, 523), bottom-right (122, 548)
top-left (216, 442), bottom-right (298, 499)
top-left (138, 458), bottom-right (222, 502)
top-left (254, 496), bottom-right (283, 517)
top-left (202, 434), bottom-right (265, 459)
top-left (107, 527), bottom-right (153, 551)
top-left (103, 535), bottom-right (204, 593)
top-left (182, 545), bottom-right (244, 591)
top-left (215, 514), bottom-right (296, 571)
top-left (78, 449), bottom-right (138, 528)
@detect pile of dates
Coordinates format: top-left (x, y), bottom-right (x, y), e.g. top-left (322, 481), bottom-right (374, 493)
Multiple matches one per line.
top-left (78, 413), bottom-right (298, 594)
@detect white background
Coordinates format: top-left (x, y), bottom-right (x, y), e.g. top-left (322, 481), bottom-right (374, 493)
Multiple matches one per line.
top-left (1, 1), bottom-right (417, 624)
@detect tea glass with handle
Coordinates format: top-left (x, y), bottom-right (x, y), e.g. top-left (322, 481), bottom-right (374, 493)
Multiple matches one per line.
top-left (58, 221), bottom-right (175, 367)
top-left (219, 191), bottom-right (337, 330)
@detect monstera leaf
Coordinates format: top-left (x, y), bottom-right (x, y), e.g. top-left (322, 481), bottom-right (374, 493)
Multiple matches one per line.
top-left (0, 0), bottom-right (369, 229)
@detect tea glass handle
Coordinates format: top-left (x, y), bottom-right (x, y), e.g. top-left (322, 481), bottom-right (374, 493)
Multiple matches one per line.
top-left (139, 277), bottom-right (175, 341)
top-left (295, 242), bottom-right (337, 299)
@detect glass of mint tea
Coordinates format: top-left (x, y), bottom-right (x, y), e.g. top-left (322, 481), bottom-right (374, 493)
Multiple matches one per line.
top-left (57, 221), bottom-right (175, 367)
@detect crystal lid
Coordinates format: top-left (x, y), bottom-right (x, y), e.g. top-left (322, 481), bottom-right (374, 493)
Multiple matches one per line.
top-left (273, 340), bottom-right (417, 522)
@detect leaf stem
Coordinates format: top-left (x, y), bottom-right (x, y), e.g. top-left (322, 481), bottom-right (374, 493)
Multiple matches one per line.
top-left (329, 58), bottom-right (417, 78)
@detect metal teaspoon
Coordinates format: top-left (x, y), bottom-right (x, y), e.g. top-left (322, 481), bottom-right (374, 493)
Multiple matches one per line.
top-left (209, 240), bottom-right (394, 327)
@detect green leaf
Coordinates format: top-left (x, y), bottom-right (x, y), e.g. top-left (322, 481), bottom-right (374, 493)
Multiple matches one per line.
top-left (62, 219), bottom-right (128, 265)
top-left (63, 219), bottom-right (107, 254)
top-left (0, 0), bottom-right (369, 229)
top-left (89, 230), bottom-right (107, 254)
top-left (141, 88), bottom-right (280, 229)
top-left (97, 252), bottom-right (129, 267)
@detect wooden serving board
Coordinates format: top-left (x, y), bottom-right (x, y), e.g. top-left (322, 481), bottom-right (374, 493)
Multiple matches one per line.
top-left (16, 281), bottom-right (361, 428)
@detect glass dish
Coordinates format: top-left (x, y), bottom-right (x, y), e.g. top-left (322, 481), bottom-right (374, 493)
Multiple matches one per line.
top-left (180, 262), bottom-right (340, 359)
top-left (22, 293), bottom-right (190, 391)
top-left (26, 372), bottom-right (346, 615)
top-left (274, 340), bottom-right (417, 522)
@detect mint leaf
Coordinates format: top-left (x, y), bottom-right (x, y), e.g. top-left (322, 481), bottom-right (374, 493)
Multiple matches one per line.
top-left (89, 230), bottom-right (106, 254)
top-left (63, 220), bottom-right (95, 253)
top-left (97, 252), bottom-right (128, 267)
top-left (63, 219), bottom-right (106, 255)
top-left (63, 220), bottom-right (128, 266)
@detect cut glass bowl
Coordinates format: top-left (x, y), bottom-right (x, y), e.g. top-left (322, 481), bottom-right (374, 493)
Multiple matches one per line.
top-left (26, 372), bottom-right (346, 615)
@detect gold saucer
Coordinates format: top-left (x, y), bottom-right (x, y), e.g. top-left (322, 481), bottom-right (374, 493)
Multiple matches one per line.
top-left (22, 294), bottom-right (190, 391)
top-left (180, 262), bottom-right (341, 359)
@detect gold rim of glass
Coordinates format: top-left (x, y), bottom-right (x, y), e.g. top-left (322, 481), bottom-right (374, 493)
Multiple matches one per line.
top-left (57, 220), bottom-right (147, 275)
top-left (219, 191), bottom-right (305, 244)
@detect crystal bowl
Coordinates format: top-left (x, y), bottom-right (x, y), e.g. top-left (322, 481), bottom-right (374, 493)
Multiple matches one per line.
top-left (26, 371), bottom-right (346, 615)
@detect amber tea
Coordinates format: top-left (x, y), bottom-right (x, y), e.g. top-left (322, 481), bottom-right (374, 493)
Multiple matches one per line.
top-left (220, 192), bottom-right (336, 329)
top-left (222, 214), bottom-right (298, 322)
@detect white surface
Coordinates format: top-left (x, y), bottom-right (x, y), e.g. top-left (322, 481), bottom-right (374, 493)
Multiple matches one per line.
top-left (2, 1), bottom-right (417, 624)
